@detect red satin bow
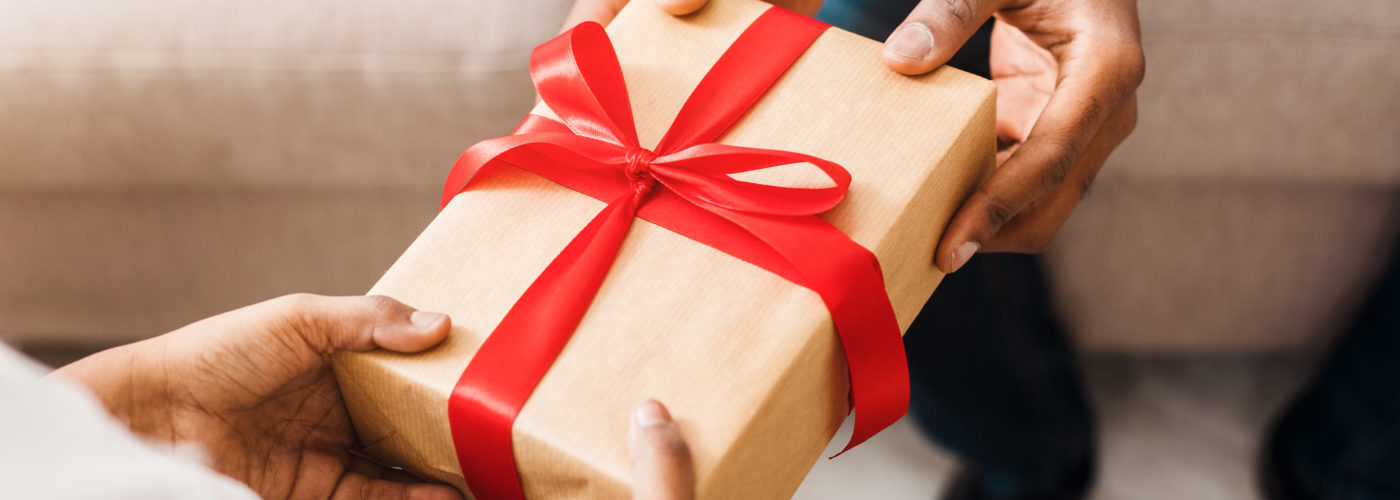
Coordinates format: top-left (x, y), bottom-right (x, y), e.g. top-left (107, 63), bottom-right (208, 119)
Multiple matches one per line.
top-left (440, 8), bottom-right (909, 500)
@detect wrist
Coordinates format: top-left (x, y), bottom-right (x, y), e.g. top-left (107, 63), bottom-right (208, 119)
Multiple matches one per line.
top-left (51, 340), bottom-right (176, 443)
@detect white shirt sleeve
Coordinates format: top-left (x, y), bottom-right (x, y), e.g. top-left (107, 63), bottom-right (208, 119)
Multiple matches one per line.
top-left (0, 343), bottom-right (259, 500)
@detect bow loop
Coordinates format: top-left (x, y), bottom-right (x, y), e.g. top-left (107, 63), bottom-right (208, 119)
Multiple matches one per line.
top-left (525, 22), bottom-right (855, 218)
top-left (648, 143), bottom-right (851, 216)
top-left (531, 22), bottom-right (640, 148)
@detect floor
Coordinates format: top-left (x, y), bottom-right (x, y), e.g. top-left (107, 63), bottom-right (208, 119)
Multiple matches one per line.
top-left (794, 353), bottom-right (1319, 500)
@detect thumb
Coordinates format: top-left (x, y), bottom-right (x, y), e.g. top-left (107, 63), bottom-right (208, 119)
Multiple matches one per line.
top-left (882, 0), bottom-right (1000, 75)
top-left (629, 400), bottom-right (695, 500)
top-left (561, 0), bottom-right (708, 31)
top-left (273, 294), bottom-right (451, 354)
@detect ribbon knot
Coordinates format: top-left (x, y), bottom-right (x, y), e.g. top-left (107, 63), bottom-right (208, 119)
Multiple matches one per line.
top-left (623, 147), bottom-right (657, 196)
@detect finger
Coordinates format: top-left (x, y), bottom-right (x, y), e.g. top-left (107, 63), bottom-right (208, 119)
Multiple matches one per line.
top-left (629, 400), bottom-right (695, 500)
top-left (349, 450), bottom-right (431, 483)
top-left (275, 294), bottom-right (452, 354)
top-left (347, 455), bottom-right (387, 479)
top-left (983, 94), bottom-right (1137, 252)
top-left (883, 0), bottom-right (1001, 75)
top-left (658, 0), bottom-right (709, 16)
top-left (934, 30), bottom-right (1144, 271)
top-left (561, 0), bottom-right (708, 30)
top-left (330, 472), bottom-right (463, 500)
top-left (383, 468), bottom-right (429, 485)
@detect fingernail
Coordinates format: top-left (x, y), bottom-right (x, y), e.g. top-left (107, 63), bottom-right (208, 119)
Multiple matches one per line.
top-left (885, 23), bottom-right (934, 61)
top-left (410, 310), bottom-right (445, 329)
top-left (634, 400), bottom-right (672, 428)
top-left (948, 241), bottom-right (980, 273)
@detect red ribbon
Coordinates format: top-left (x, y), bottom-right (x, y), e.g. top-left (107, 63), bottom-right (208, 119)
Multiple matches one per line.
top-left (441, 7), bottom-right (909, 499)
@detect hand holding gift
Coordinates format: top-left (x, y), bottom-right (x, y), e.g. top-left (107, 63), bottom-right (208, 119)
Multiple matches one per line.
top-left (566, 0), bottom-right (1146, 271)
top-left (54, 295), bottom-right (697, 500)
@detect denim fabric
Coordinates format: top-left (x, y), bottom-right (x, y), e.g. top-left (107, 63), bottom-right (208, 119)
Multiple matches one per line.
top-left (1272, 245), bottom-right (1400, 499)
top-left (905, 253), bottom-right (1096, 498)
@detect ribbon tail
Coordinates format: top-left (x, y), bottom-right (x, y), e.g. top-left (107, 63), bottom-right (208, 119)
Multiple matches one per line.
top-left (449, 192), bottom-right (641, 500)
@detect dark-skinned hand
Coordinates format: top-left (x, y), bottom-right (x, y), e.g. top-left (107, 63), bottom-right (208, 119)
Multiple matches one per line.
top-left (563, 0), bottom-right (1145, 273)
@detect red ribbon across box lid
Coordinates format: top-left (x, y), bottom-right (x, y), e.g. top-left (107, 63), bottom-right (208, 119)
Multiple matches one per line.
top-left (440, 6), bottom-right (909, 500)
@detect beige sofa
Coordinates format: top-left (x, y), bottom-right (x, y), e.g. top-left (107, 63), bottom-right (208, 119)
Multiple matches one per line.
top-left (2, 0), bottom-right (1397, 352)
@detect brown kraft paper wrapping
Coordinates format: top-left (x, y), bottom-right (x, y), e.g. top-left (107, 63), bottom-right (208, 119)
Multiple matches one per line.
top-left (331, 0), bottom-right (996, 498)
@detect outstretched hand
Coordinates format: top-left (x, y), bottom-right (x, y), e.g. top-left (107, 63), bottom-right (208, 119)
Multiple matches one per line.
top-left (56, 294), bottom-right (463, 500)
top-left (56, 293), bottom-right (698, 499)
top-left (879, 0), bottom-right (1143, 272)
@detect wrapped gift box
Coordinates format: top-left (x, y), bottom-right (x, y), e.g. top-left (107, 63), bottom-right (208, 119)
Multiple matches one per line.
top-left (332, 0), bottom-right (994, 498)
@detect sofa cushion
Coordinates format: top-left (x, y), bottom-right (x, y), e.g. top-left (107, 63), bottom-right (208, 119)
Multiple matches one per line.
top-left (0, 0), bottom-right (570, 190)
top-left (1113, 0), bottom-right (1400, 186)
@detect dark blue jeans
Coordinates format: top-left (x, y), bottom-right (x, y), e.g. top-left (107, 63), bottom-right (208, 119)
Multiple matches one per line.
top-left (1270, 249), bottom-right (1400, 499)
top-left (904, 253), bottom-right (1096, 497)
top-left (819, 1), bottom-right (1400, 498)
